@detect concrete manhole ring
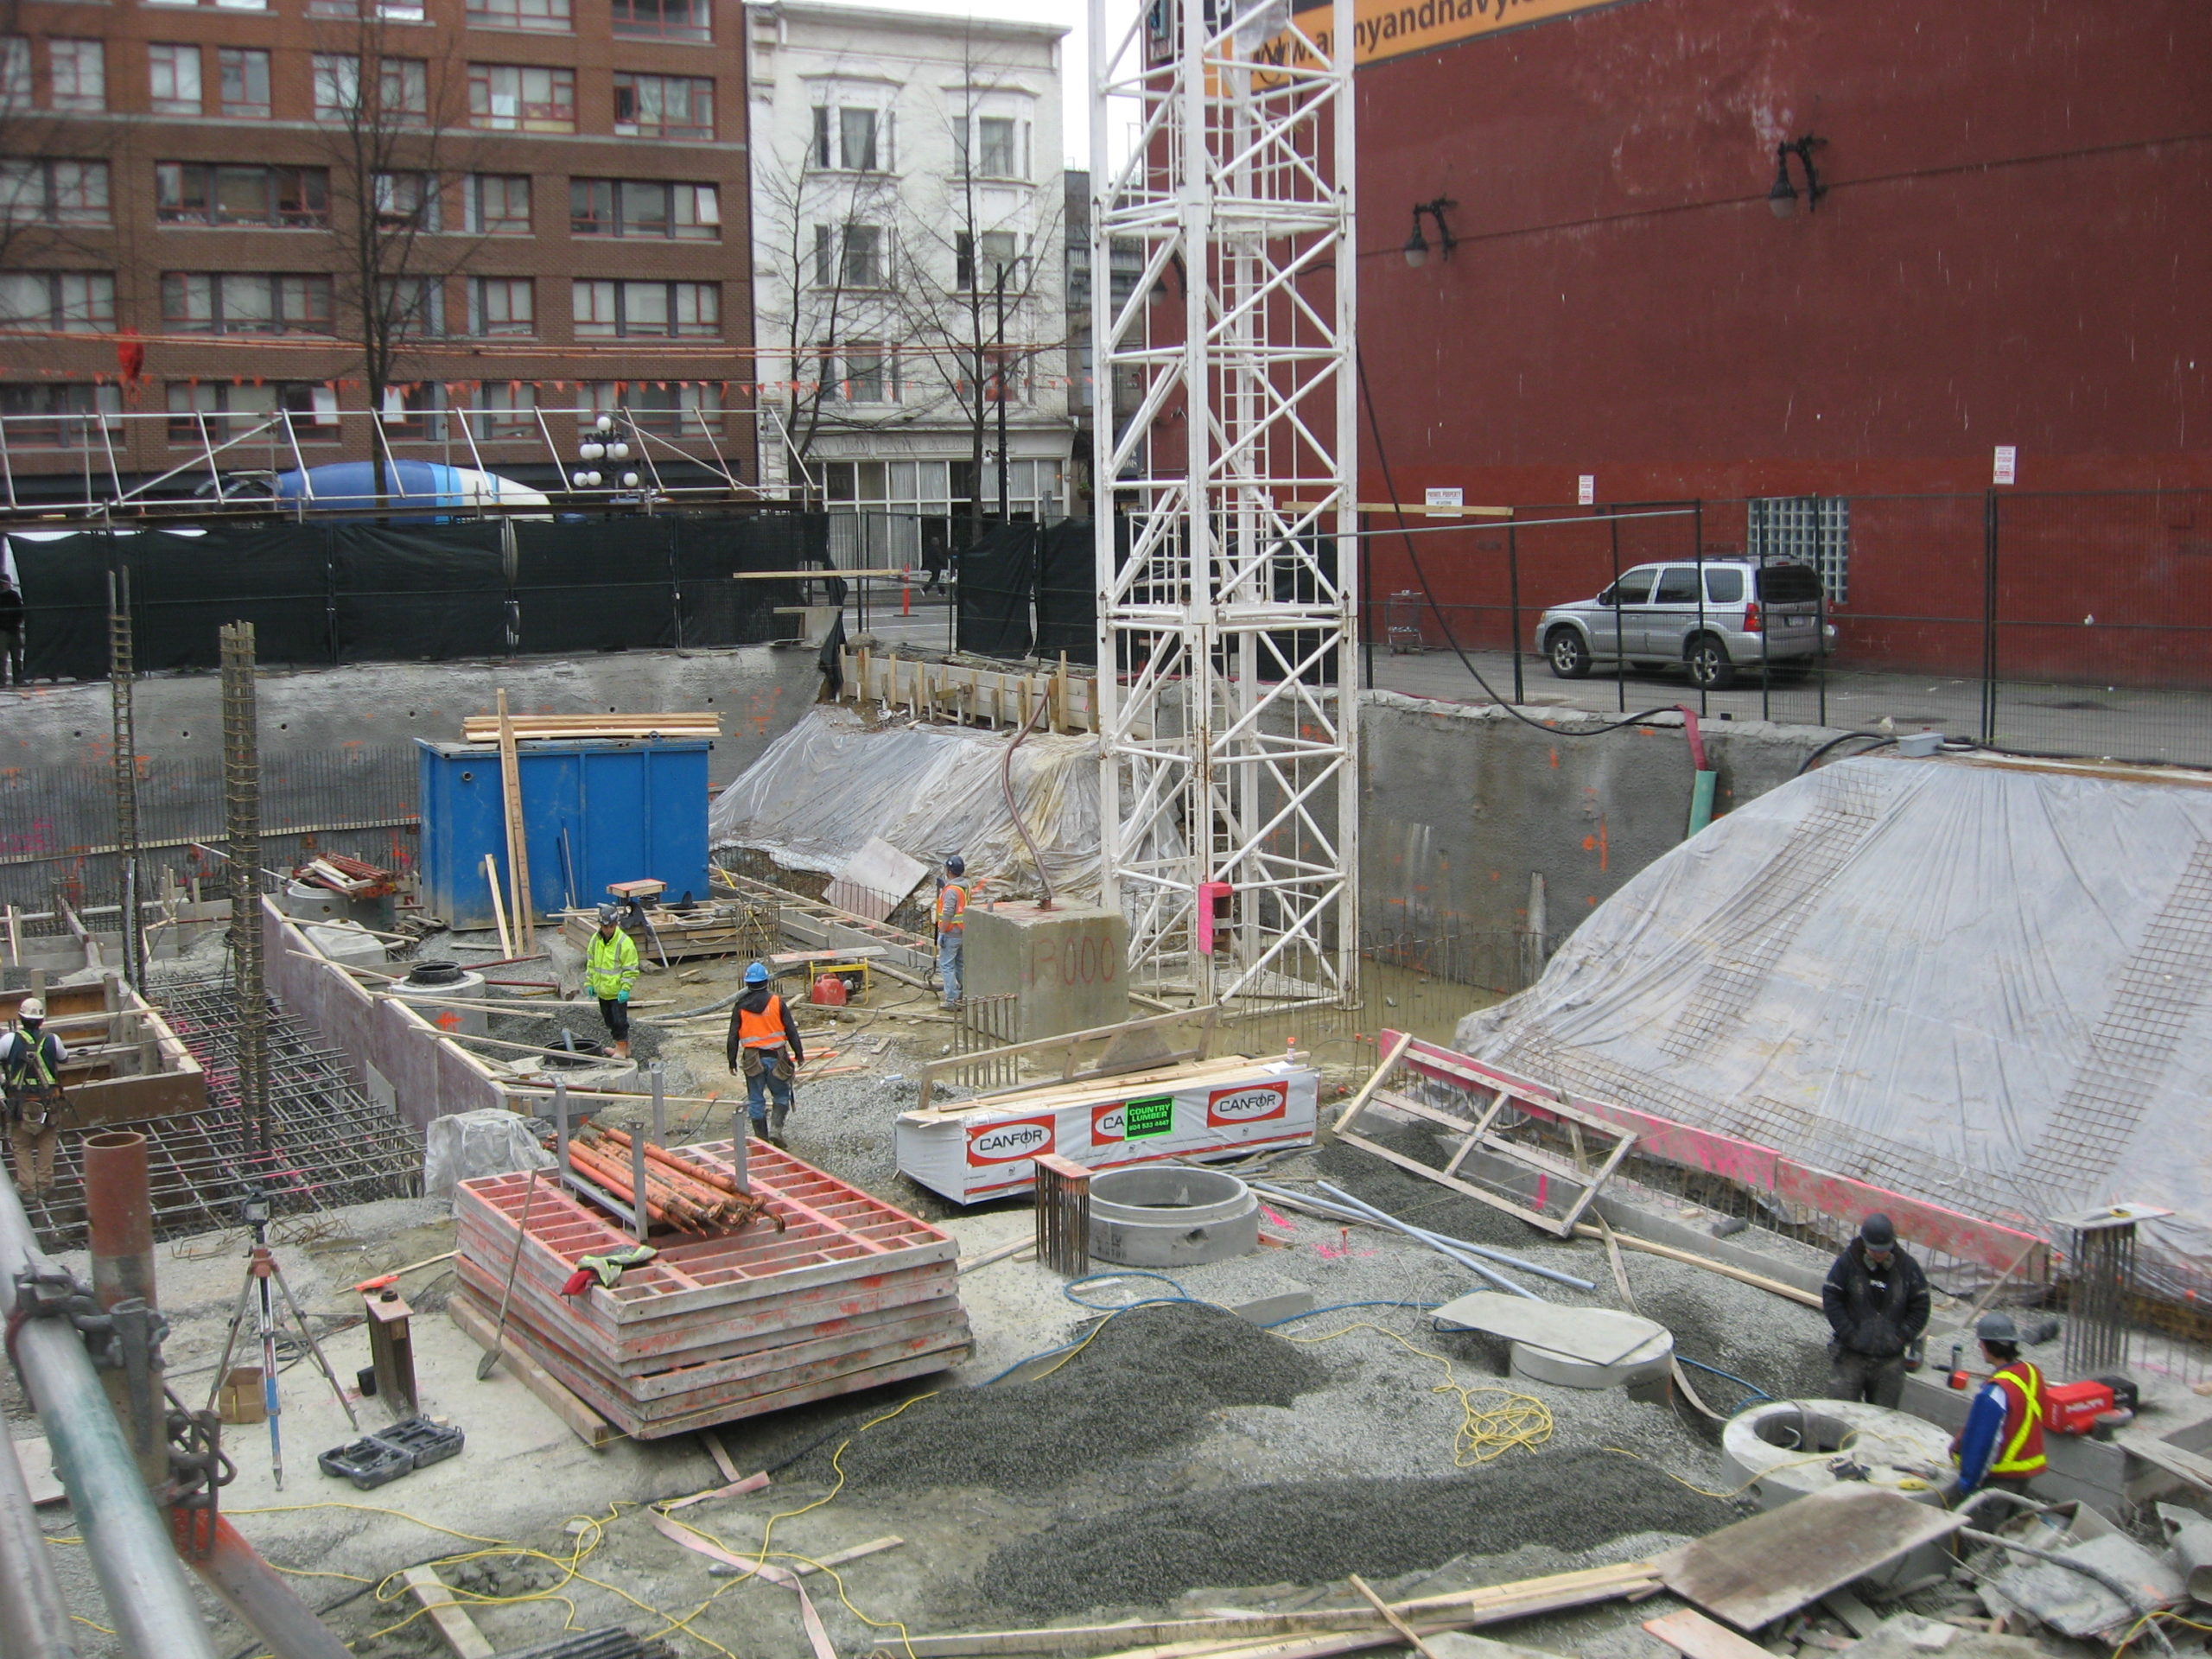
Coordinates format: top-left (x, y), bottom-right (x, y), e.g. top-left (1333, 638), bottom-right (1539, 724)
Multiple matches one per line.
top-left (1088, 1165), bottom-right (1260, 1268)
top-left (1721, 1397), bottom-right (1957, 1509)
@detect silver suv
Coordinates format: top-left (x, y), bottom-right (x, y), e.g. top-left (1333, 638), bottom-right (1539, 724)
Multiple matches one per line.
top-left (1534, 559), bottom-right (1834, 690)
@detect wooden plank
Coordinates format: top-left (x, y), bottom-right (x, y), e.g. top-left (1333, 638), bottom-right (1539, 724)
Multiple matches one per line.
top-left (1642, 1609), bottom-right (1772, 1659)
top-left (701, 1427), bottom-right (742, 1484)
top-left (1330, 1030), bottom-right (1415, 1135)
top-left (1349, 1573), bottom-right (1442, 1659)
top-left (899, 1563), bottom-right (1663, 1656)
top-left (446, 1290), bottom-right (622, 1448)
top-left (1334, 1129), bottom-right (1575, 1237)
top-left (1571, 1224), bottom-right (1825, 1309)
top-left (403, 1566), bottom-right (498, 1659)
top-left (1659, 1488), bottom-right (1967, 1632)
top-left (495, 690), bottom-right (535, 951)
top-left (2120, 1433), bottom-right (2212, 1497)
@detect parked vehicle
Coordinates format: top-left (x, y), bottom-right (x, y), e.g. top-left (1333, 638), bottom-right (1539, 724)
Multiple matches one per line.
top-left (1534, 558), bottom-right (1835, 689)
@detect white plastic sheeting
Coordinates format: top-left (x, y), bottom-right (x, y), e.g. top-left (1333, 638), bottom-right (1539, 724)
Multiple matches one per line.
top-left (423, 1108), bottom-right (555, 1211)
top-left (709, 705), bottom-right (1103, 903)
top-left (1454, 755), bottom-right (2212, 1268)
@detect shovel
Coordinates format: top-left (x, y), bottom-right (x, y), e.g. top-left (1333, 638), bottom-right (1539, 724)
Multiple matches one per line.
top-left (477, 1166), bottom-right (542, 1382)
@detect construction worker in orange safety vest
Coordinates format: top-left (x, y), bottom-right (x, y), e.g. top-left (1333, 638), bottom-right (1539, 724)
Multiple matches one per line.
top-left (726, 960), bottom-right (804, 1147)
top-left (935, 853), bottom-right (969, 1007)
top-left (1952, 1312), bottom-right (2048, 1497)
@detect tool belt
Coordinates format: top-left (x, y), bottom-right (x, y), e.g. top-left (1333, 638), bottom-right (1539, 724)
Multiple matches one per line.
top-left (740, 1047), bottom-right (793, 1082)
top-left (3, 1081), bottom-right (65, 1128)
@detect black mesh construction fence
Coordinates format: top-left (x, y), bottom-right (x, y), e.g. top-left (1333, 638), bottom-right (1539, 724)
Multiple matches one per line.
top-left (955, 519), bottom-right (1100, 664)
top-left (5, 513), bottom-right (828, 681)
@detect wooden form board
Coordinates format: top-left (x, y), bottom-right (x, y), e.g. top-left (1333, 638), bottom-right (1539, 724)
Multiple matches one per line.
top-left (914, 1003), bottom-right (1223, 1112)
top-left (1333, 1036), bottom-right (1635, 1239)
top-left (461, 713), bottom-right (721, 742)
top-left (1641, 1610), bottom-right (1772, 1659)
top-left (454, 1145), bottom-right (969, 1438)
top-left (1657, 1488), bottom-right (1967, 1632)
top-left (840, 646), bottom-right (1098, 734)
top-left (1382, 1032), bottom-right (2050, 1278)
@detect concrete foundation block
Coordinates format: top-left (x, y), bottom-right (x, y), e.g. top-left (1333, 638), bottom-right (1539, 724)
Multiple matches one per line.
top-left (963, 901), bottom-right (1128, 1042)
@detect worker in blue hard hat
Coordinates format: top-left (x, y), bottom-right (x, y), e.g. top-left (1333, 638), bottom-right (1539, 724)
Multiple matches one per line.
top-left (727, 960), bottom-right (804, 1147)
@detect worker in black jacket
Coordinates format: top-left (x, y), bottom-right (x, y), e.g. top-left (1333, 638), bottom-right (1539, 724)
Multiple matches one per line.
top-left (1821, 1213), bottom-right (1930, 1408)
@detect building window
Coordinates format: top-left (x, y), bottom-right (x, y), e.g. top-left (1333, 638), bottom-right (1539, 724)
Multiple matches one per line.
top-left (587, 379), bottom-right (719, 436)
top-left (378, 381), bottom-right (444, 438)
top-left (613, 73), bottom-right (710, 138)
top-left (378, 275), bottom-right (442, 338)
top-left (1747, 496), bottom-right (1851, 604)
top-left (0, 270), bottom-right (114, 332)
top-left (308, 0), bottom-right (426, 19)
top-left (957, 113), bottom-right (1027, 181)
top-left (467, 0), bottom-right (571, 31)
top-left (0, 383), bottom-right (119, 447)
top-left (156, 162), bottom-right (327, 228)
top-left (218, 48), bottom-right (270, 118)
top-left (314, 55), bottom-right (427, 124)
top-left (148, 44), bottom-right (203, 114)
top-left (572, 278), bottom-right (716, 338)
top-left (466, 173), bottom-right (531, 234)
top-left (0, 159), bottom-right (109, 226)
top-left (468, 63), bottom-right (574, 131)
top-left (830, 341), bottom-right (893, 404)
top-left (957, 230), bottom-right (1021, 290)
top-left (612, 0), bottom-right (709, 41)
top-left (467, 276), bottom-right (532, 335)
top-left (372, 171), bottom-right (438, 230)
top-left (48, 41), bottom-right (105, 111)
top-left (168, 381), bottom-right (331, 443)
top-left (569, 178), bottom-right (716, 239)
top-left (0, 39), bottom-right (27, 110)
top-left (812, 105), bottom-right (886, 172)
top-left (473, 381), bottom-right (537, 439)
top-left (161, 272), bottom-right (335, 335)
top-left (813, 223), bottom-right (882, 289)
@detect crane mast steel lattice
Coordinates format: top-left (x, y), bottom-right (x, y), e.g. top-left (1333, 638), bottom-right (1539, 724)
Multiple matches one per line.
top-left (1089, 0), bottom-right (1359, 1008)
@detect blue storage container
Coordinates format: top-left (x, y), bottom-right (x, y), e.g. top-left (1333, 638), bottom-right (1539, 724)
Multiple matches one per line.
top-left (416, 738), bottom-right (710, 931)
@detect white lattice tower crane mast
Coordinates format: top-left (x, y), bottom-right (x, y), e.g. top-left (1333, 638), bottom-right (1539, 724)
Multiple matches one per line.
top-left (1089, 0), bottom-right (1359, 1008)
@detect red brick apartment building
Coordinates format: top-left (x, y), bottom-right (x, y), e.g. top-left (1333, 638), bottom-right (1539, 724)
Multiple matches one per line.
top-left (0, 0), bottom-right (754, 502)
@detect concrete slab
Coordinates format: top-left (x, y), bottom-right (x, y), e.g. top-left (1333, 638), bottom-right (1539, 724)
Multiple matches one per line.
top-left (1432, 1294), bottom-right (1667, 1367)
top-left (963, 901), bottom-right (1128, 1042)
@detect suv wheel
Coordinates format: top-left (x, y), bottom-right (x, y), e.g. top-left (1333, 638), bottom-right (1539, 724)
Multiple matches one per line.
top-left (1687, 634), bottom-right (1736, 690)
top-left (1547, 628), bottom-right (1592, 680)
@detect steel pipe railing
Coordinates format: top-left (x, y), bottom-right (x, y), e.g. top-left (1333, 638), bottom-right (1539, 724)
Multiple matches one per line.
top-left (0, 1392), bottom-right (79, 1659)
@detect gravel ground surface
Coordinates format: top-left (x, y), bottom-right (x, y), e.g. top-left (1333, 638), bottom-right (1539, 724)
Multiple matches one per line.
top-left (981, 1450), bottom-right (1738, 1616)
top-left (794, 1301), bottom-right (1327, 1495)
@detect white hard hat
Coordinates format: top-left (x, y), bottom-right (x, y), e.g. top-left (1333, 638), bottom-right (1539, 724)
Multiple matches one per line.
top-left (18, 996), bottom-right (45, 1021)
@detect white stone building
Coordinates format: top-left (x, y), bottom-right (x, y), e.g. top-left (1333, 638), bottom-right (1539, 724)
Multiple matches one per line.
top-left (745, 2), bottom-right (1075, 565)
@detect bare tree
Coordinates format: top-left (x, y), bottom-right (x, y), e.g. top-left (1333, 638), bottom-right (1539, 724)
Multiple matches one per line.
top-left (308, 9), bottom-right (483, 499)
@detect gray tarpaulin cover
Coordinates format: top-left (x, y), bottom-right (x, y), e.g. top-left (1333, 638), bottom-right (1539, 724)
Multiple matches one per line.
top-left (423, 1108), bottom-right (556, 1211)
top-left (709, 705), bottom-right (1103, 902)
top-left (1454, 755), bottom-right (2212, 1268)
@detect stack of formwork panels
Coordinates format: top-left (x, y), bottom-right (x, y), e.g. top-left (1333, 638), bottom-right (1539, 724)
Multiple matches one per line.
top-left (451, 1140), bottom-right (969, 1440)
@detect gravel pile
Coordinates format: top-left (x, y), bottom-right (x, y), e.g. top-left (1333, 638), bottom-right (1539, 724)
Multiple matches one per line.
top-left (797, 1301), bottom-right (1326, 1494)
top-left (979, 1448), bottom-right (1738, 1615)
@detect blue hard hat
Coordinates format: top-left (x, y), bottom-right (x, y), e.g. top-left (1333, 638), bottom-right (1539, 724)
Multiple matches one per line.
top-left (745, 961), bottom-right (770, 984)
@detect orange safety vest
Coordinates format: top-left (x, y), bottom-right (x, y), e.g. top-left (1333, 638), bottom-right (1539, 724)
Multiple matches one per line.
top-left (736, 995), bottom-right (789, 1050)
top-left (937, 881), bottom-right (969, 934)
top-left (1988, 1361), bottom-right (2049, 1478)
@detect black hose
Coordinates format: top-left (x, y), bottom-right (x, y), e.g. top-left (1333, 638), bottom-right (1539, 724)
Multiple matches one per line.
top-left (1955, 1528), bottom-right (2177, 1654)
top-left (1356, 350), bottom-right (1687, 740)
top-left (1794, 730), bottom-right (1900, 775)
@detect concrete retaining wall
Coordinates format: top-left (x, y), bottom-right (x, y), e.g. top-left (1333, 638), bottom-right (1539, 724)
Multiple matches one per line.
top-left (0, 645), bottom-right (823, 908)
top-left (1359, 690), bottom-right (1840, 943)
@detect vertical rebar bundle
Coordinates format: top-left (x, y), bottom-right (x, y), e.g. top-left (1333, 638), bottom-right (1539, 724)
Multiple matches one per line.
top-left (2064, 1217), bottom-right (2138, 1375)
top-left (106, 569), bottom-right (144, 989)
top-left (1033, 1153), bottom-right (1091, 1276)
top-left (219, 622), bottom-right (269, 1158)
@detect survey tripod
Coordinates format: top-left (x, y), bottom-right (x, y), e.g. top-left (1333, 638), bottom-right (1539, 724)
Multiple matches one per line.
top-left (205, 1190), bottom-right (358, 1489)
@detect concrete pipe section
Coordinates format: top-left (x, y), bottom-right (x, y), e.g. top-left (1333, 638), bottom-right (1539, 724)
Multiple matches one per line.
top-left (1088, 1166), bottom-right (1260, 1268)
top-left (1722, 1398), bottom-right (1959, 1512)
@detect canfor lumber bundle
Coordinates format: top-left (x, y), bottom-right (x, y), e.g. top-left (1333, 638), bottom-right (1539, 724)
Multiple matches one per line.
top-left (461, 713), bottom-right (721, 742)
top-left (452, 1143), bottom-right (971, 1439)
top-left (569, 1126), bottom-right (785, 1235)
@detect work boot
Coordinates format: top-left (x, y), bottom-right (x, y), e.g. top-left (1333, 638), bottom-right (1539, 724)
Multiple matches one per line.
top-left (613, 1040), bottom-right (631, 1060)
top-left (769, 1104), bottom-right (790, 1146)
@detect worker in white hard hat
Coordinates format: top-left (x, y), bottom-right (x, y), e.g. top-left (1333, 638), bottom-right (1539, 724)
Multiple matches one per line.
top-left (584, 906), bottom-right (640, 1060)
top-left (1, 996), bottom-right (68, 1197)
top-left (934, 854), bottom-right (969, 1008)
